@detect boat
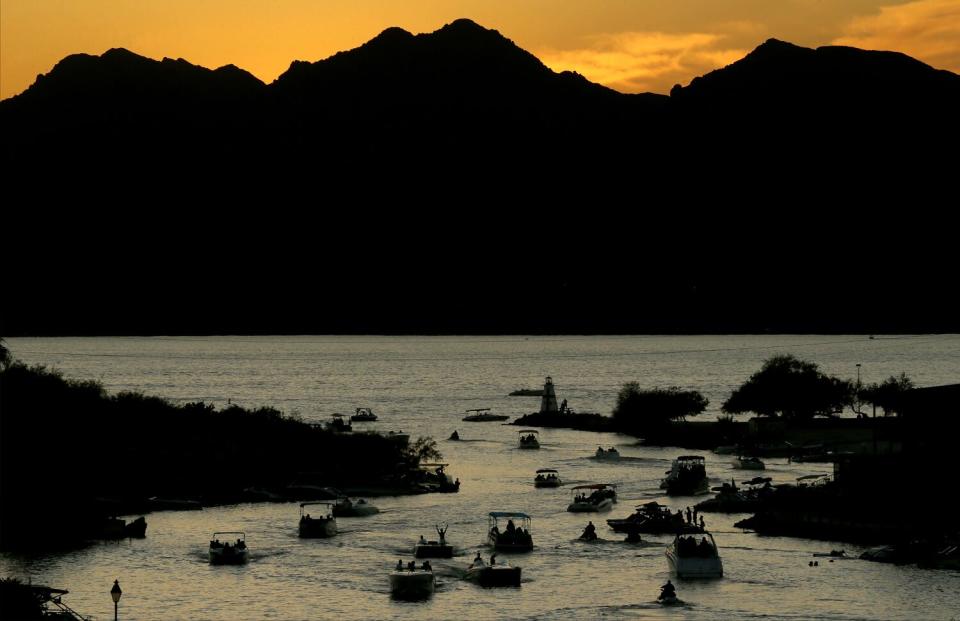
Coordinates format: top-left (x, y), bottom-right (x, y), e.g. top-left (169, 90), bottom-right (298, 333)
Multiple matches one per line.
top-left (350, 407), bottom-right (378, 422)
top-left (414, 523), bottom-right (453, 558)
top-left (331, 497), bottom-right (380, 517)
top-left (488, 512), bottom-right (533, 552)
top-left (416, 463), bottom-right (461, 493)
top-left (389, 560), bottom-right (435, 599)
top-left (326, 413), bottom-right (352, 433)
top-left (660, 455), bottom-right (710, 496)
top-left (567, 484), bottom-right (617, 512)
top-left (449, 430), bottom-right (460, 440)
top-left (462, 408), bottom-right (510, 422)
top-left (518, 429), bottom-right (540, 449)
top-left (465, 552), bottom-right (522, 586)
top-left (534, 468), bottom-right (562, 488)
top-left (298, 502), bottom-right (337, 538)
top-left (209, 531), bottom-right (249, 564)
top-left (607, 501), bottom-right (685, 534)
top-left (508, 388), bottom-right (544, 397)
top-left (594, 446), bottom-right (620, 460)
top-left (696, 477), bottom-right (773, 513)
top-left (99, 515), bottom-right (147, 539)
top-left (732, 456), bottom-right (765, 470)
top-left (665, 526), bottom-right (724, 578)
top-left (384, 430), bottom-right (410, 445)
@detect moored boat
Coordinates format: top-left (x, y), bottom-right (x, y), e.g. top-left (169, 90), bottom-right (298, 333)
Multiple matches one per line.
top-left (389, 560), bottom-right (435, 599)
top-left (298, 502), bottom-right (337, 538)
top-left (209, 531), bottom-right (248, 564)
top-left (326, 413), bottom-right (352, 433)
top-left (665, 526), bottom-right (723, 578)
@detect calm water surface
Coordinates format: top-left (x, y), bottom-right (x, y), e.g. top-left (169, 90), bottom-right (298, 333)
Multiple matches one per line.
top-left (3, 335), bottom-right (959, 620)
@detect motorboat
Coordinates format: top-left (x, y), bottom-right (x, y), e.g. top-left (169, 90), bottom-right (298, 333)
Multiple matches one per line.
top-left (389, 560), bottom-right (435, 599)
top-left (607, 501), bottom-right (685, 534)
top-left (350, 407), bottom-right (378, 422)
top-left (508, 388), bottom-right (544, 397)
top-left (518, 429), bottom-right (540, 449)
top-left (660, 455), bottom-right (709, 496)
top-left (298, 502), bottom-right (337, 538)
top-left (567, 484), bottom-right (617, 512)
top-left (534, 468), bottom-right (562, 488)
top-left (462, 408), bottom-right (510, 422)
top-left (488, 512), bottom-right (533, 552)
top-left (696, 477), bottom-right (772, 513)
top-left (732, 456), bottom-right (765, 470)
top-left (99, 515), bottom-right (147, 539)
top-left (326, 413), bottom-right (352, 433)
top-left (665, 526), bottom-right (723, 578)
top-left (594, 446), bottom-right (620, 460)
top-left (332, 497), bottom-right (380, 517)
top-left (209, 531), bottom-right (248, 564)
top-left (414, 523), bottom-right (453, 558)
top-left (465, 552), bottom-right (522, 586)
top-left (417, 463), bottom-right (461, 493)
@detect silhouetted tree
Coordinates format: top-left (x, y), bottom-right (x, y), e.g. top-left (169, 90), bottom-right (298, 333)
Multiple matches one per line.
top-left (612, 383), bottom-right (708, 432)
top-left (859, 373), bottom-right (915, 416)
top-left (406, 436), bottom-right (442, 464)
top-left (722, 355), bottom-right (852, 420)
top-left (0, 578), bottom-right (46, 619)
top-left (0, 339), bottom-right (11, 369)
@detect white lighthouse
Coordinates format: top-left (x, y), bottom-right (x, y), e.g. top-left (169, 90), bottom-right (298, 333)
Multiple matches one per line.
top-left (539, 376), bottom-right (559, 414)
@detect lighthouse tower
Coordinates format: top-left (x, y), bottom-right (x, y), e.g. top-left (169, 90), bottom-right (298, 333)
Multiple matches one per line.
top-left (539, 376), bottom-right (559, 414)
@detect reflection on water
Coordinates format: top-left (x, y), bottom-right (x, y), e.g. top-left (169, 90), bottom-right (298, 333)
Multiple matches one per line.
top-left (3, 335), bottom-right (959, 619)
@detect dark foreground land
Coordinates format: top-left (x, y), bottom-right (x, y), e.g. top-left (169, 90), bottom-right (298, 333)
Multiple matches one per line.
top-left (0, 362), bottom-right (443, 551)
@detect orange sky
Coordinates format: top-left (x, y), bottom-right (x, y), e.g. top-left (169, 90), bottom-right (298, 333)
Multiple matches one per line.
top-left (2, 0), bottom-right (958, 100)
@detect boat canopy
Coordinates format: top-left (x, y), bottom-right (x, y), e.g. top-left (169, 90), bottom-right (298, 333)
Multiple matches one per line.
top-left (518, 429), bottom-right (540, 434)
top-left (488, 511), bottom-right (530, 519)
top-left (571, 483), bottom-right (614, 490)
top-left (536, 468), bottom-right (559, 473)
top-left (465, 408), bottom-right (491, 412)
top-left (212, 531), bottom-right (245, 538)
top-left (796, 474), bottom-right (828, 480)
top-left (677, 455), bottom-right (705, 461)
top-left (420, 463), bottom-right (450, 468)
top-left (300, 502), bottom-right (334, 508)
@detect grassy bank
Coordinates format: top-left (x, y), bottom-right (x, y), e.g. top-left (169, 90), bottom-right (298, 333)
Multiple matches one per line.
top-left (0, 362), bottom-right (432, 550)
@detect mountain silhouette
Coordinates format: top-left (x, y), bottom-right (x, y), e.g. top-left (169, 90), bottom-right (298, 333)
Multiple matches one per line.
top-left (1, 19), bottom-right (958, 336)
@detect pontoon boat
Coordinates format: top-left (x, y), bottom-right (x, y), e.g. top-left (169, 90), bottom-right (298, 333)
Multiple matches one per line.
top-left (462, 408), bottom-right (510, 422)
top-left (488, 512), bottom-right (533, 552)
top-left (534, 468), bottom-right (562, 488)
top-left (209, 531), bottom-right (248, 564)
top-left (299, 502), bottom-right (337, 538)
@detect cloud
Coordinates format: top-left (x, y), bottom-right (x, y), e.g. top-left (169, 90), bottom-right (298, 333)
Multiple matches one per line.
top-left (833, 0), bottom-right (960, 72)
top-left (536, 31), bottom-right (748, 94)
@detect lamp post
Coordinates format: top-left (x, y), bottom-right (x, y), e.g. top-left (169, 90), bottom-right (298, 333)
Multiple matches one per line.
top-left (110, 579), bottom-right (122, 621)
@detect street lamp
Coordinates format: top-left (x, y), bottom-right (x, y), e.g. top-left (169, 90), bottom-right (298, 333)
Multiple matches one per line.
top-left (110, 579), bottom-right (122, 621)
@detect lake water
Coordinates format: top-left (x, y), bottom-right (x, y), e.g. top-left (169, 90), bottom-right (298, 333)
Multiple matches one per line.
top-left (3, 335), bottom-right (958, 620)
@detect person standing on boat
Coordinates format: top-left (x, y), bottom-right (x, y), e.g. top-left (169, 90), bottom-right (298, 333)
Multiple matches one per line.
top-left (685, 507), bottom-right (692, 524)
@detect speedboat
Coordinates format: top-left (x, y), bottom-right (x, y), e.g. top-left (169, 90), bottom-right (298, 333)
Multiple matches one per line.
top-left (209, 531), bottom-right (248, 564)
top-left (534, 468), bottom-right (562, 488)
top-left (417, 463), bottom-right (460, 493)
top-left (332, 497), bottom-right (380, 517)
top-left (488, 512), bottom-right (533, 552)
top-left (660, 455), bottom-right (709, 495)
top-left (594, 446), bottom-right (620, 460)
top-left (567, 484), bottom-right (616, 512)
top-left (607, 501), bottom-right (685, 534)
top-left (414, 523), bottom-right (453, 558)
top-left (298, 502), bottom-right (337, 538)
top-left (350, 407), bottom-right (378, 422)
top-left (518, 429), bottom-right (540, 449)
top-left (732, 456), bottom-right (765, 470)
top-left (465, 553), bottom-right (522, 587)
top-left (462, 408), bottom-right (510, 422)
top-left (389, 561), bottom-right (435, 599)
top-left (665, 526), bottom-right (723, 578)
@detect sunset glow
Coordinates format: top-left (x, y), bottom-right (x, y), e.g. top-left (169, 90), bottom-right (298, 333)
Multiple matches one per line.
top-left (2, 0), bottom-right (958, 99)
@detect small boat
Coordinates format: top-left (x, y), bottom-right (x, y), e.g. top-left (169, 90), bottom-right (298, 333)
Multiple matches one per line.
top-left (594, 446), bottom-right (620, 460)
top-left (414, 523), bottom-right (453, 558)
top-left (665, 526), bottom-right (723, 578)
top-left (99, 516), bottom-right (147, 539)
top-left (508, 388), bottom-right (544, 397)
top-left (465, 552), bottom-right (522, 586)
top-left (813, 549), bottom-right (848, 558)
top-left (732, 456), bottom-right (765, 470)
top-left (298, 502), bottom-right (337, 538)
top-left (518, 429), bottom-right (540, 449)
top-left (384, 430), bottom-right (410, 445)
top-left (567, 484), bottom-right (617, 512)
top-left (417, 463), bottom-right (461, 493)
top-left (332, 497), bottom-right (380, 517)
top-left (462, 408), bottom-right (510, 422)
top-left (326, 413), bottom-right (352, 433)
top-left (607, 501), bottom-right (685, 534)
top-left (389, 560), bottom-right (435, 599)
top-left (350, 407), bottom-right (378, 422)
top-left (488, 512), bottom-right (533, 552)
top-left (209, 531), bottom-right (248, 565)
top-left (660, 455), bottom-right (710, 496)
top-left (534, 468), bottom-right (562, 488)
